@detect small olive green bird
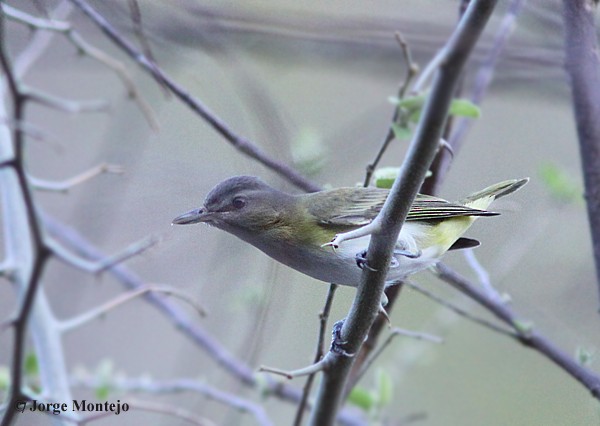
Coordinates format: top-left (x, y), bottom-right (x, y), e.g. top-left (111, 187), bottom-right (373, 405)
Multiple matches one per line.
top-left (172, 176), bottom-right (527, 287)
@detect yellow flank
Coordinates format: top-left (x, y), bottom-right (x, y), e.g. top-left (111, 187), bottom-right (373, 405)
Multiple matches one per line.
top-left (426, 216), bottom-right (477, 252)
top-left (419, 194), bottom-right (496, 253)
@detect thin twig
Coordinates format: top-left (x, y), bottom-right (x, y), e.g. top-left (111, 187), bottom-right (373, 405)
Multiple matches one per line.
top-left (259, 357), bottom-right (330, 380)
top-left (293, 283), bottom-right (338, 426)
top-left (79, 398), bottom-right (215, 426)
top-left (48, 234), bottom-right (160, 275)
top-left (0, 10), bottom-right (53, 426)
top-left (42, 214), bottom-right (363, 426)
top-left (436, 263), bottom-right (600, 399)
top-left (430, 0), bottom-right (527, 194)
top-left (29, 163), bottom-right (124, 192)
top-left (405, 281), bottom-right (516, 337)
top-left (72, 377), bottom-right (273, 426)
top-left (68, 0), bottom-right (320, 193)
top-left (562, 0), bottom-right (600, 306)
top-left (59, 285), bottom-right (206, 333)
top-left (310, 3), bottom-right (500, 424)
top-left (21, 85), bottom-right (109, 113)
top-left (363, 32), bottom-right (419, 187)
top-left (2, 3), bottom-right (159, 130)
top-left (352, 326), bottom-right (443, 387)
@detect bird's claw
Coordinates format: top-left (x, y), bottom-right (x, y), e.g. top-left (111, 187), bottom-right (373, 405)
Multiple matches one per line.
top-left (321, 240), bottom-right (339, 250)
top-left (355, 250), bottom-right (377, 271)
top-left (330, 320), bottom-right (354, 357)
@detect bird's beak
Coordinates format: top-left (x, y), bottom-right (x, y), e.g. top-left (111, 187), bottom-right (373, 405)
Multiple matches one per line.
top-left (172, 208), bottom-right (211, 225)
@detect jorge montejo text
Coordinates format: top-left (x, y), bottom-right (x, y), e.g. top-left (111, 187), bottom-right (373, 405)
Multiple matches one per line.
top-left (16, 399), bottom-right (130, 415)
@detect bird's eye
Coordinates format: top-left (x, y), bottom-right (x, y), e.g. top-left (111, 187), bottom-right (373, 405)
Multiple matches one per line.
top-left (232, 197), bottom-right (246, 209)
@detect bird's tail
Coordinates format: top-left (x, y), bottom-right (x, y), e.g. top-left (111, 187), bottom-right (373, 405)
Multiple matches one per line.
top-left (461, 178), bottom-right (529, 211)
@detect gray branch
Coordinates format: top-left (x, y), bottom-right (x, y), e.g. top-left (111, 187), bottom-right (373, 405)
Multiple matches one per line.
top-left (308, 1), bottom-right (499, 424)
top-left (561, 0), bottom-right (600, 307)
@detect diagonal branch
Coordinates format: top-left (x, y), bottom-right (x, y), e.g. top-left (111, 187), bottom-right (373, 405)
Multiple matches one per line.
top-left (309, 2), bottom-right (500, 424)
top-left (436, 263), bottom-right (600, 399)
top-left (68, 0), bottom-right (320, 193)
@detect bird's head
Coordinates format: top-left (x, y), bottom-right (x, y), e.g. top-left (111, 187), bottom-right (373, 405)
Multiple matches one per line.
top-left (172, 176), bottom-right (293, 233)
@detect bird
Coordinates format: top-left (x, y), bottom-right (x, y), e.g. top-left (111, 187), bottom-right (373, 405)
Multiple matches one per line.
top-left (172, 175), bottom-right (527, 287)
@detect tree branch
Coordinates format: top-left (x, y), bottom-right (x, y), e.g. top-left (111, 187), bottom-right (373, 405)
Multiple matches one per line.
top-left (561, 0), bottom-right (600, 307)
top-left (67, 0), bottom-right (320, 193)
top-left (436, 263), bottom-right (600, 399)
top-left (309, 2), bottom-right (499, 424)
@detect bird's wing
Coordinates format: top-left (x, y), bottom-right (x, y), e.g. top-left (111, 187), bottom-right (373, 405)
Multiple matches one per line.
top-left (408, 194), bottom-right (498, 221)
top-left (307, 187), bottom-right (388, 226)
top-left (307, 188), bottom-right (496, 226)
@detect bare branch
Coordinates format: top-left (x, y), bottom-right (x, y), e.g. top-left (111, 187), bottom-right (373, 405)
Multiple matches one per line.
top-left (436, 263), bottom-right (600, 399)
top-left (351, 326), bottom-right (443, 389)
top-left (562, 0), bottom-right (600, 305)
top-left (0, 9), bottom-right (53, 426)
top-left (29, 163), bottom-right (123, 192)
top-left (79, 398), bottom-right (215, 426)
top-left (59, 285), bottom-right (206, 333)
top-left (363, 32), bottom-right (419, 187)
top-left (42, 215), bottom-right (365, 426)
top-left (67, 0), bottom-right (320, 193)
top-left (21, 85), bottom-right (109, 113)
top-left (430, 0), bottom-right (526, 194)
top-left (72, 377), bottom-right (273, 426)
top-left (48, 234), bottom-right (159, 275)
top-left (259, 357), bottom-right (330, 380)
top-left (310, 2), bottom-right (500, 423)
top-left (293, 283), bottom-right (337, 426)
top-left (406, 281), bottom-right (516, 337)
top-left (2, 3), bottom-right (160, 130)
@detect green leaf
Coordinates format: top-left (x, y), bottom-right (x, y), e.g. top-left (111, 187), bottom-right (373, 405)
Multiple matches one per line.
top-left (291, 128), bottom-right (328, 176)
top-left (24, 352), bottom-right (39, 376)
top-left (0, 366), bottom-right (10, 390)
top-left (95, 383), bottom-right (111, 400)
top-left (373, 167), bottom-right (400, 189)
top-left (576, 346), bottom-right (595, 366)
top-left (348, 386), bottom-right (375, 411)
top-left (375, 368), bottom-right (394, 408)
top-left (395, 95), bottom-right (426, 110)
top-left (512, 319), bottom-right (534, 337)
top-left (94, 359), bottom-right (114, 400)
top-left (538, 162), bottom-right (582, 204)
top-left (391, 123), bottom-right (412, 141)
top-left (449, 98), bottom-right (481, 118)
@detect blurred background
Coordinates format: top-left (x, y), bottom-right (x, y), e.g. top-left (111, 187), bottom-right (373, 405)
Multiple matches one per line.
top-left (1, 0), bottom-right (599, 425)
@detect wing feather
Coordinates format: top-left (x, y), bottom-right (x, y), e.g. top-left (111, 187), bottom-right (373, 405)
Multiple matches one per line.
top-left (306, 187), bottom-right (496, 226)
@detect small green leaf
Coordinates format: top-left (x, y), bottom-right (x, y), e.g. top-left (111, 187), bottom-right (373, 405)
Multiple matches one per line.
top-left (576, 346), bottom-right (595, 366)
top-left (539, 162), bottom-right (582, 204)
top-left (513, 319), bottom-right (534, 336)
top-left (449, 98), bottom-right (481, 118)
top-left (396, 95), bottom-right (426, 110)
top-left (24, 352), bottom-right (39, 376)
top-left (373, 167), bottom-right (400, 189)
top-left (95, 383), bottom-right (111, 400)
top-left (391, 123), bottom-right (412, 141)
top-left (375, 368), bottom-right (394, 408)
top-left (291, 128), bottom-right (328, 176)
top-left (0, 366), bottom-right (10, 390)
top-left (348, 386), bottom-right (375, 411)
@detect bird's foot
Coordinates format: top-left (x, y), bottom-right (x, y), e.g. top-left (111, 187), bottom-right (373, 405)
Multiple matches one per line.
top-left (355, 250), bottom-right (378, 271)
top-left (330, 320), bottom-right (354, 357)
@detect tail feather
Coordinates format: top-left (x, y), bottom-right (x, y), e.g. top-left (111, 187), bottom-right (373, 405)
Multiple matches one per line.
top-left (462, 178), bottom-right (529, 203)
